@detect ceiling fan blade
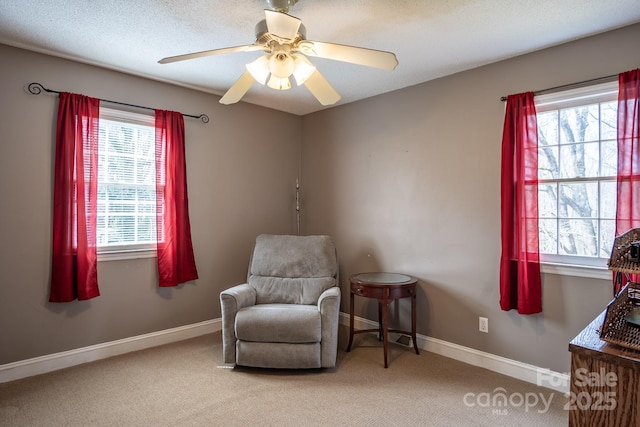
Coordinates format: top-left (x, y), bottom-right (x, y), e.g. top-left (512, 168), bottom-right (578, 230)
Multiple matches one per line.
top-left (219, 71), bottom-right (256, 105)
top-left (303, 69), bottom-right (341, 106)
top-left (158, 44), bottom-right (265, 64)
top-left (264, 9), bottom-right (301, 41)
top-left (297, 41), bottom-right (398, 70)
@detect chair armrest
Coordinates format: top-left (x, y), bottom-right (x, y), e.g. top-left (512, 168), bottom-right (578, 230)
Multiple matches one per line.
top-left (220, 284), bottom-right (256, 363)
top-left (221, 283), bottom-right (256, 309)
top-left (318, 286), bottom-right (341, 368)
top-left (318, 286), bottom-right (340, 310)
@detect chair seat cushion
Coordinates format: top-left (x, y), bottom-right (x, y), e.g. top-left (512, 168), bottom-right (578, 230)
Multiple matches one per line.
top-left (235, 304), bottom-right (321, 343)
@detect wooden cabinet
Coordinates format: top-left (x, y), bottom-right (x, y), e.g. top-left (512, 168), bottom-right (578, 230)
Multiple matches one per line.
top-left (568, 311), bottom-right (640, 427)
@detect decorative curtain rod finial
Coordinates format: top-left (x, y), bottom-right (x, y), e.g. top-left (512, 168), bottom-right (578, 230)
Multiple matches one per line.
top-left (27, 82), bottom-right (53, 95)
top-left (196, 114), bottom-right (210, 123)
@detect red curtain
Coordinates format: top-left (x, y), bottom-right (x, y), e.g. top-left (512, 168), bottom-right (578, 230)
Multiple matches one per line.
top-left (500, 92), bottom-right (542, 314)
top-left (155, 110), bottom-right (199, 287)
top-left (616, 69), bottom-right (640, 234)
top-left (49, 93), bottom-right (101, 302)
top-left (614, 69), bottom-right (640, 294)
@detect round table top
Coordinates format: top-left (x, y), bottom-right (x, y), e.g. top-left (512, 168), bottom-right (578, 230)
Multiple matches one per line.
top-left (350, 272), bottom-right (416, 285)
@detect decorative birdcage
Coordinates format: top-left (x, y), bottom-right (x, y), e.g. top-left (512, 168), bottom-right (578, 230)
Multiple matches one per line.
top-left (608, 228), bottom-right (640, 275)
top-left (601, 228), bottom-right (640, 351)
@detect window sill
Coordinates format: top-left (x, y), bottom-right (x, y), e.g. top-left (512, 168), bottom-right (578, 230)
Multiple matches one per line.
top-left (97, 249), bottom-right (156, 262)
top-left (541, 262), bottom-right (611, 280)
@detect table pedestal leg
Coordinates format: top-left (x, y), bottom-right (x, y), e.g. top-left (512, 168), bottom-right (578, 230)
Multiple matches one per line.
top-left (382, 304), bottom-right (389, 368)
top-left (411, 293), bottom-right (420, 355)
top-left (377, 302), bottom-right (383, 341)
top-left (346, 290), bottom-right (355, 352)
top-left (382, 293), bottom-right (389, 368)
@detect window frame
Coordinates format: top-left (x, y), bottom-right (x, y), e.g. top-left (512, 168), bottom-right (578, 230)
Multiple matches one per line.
top-left (96, 107), bottom-right (158, 262)
top-left (534, 81), bottom-right (618, 278)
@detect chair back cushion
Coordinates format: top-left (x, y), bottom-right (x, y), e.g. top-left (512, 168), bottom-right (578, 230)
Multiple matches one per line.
top-left (249, 234), bottom-right (337, 304)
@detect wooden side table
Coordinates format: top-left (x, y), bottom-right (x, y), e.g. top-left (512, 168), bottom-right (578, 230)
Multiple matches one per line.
top-left (346, 272), bottom-right (419, 368)
top-left (568, 311), bottom-right (640, 426)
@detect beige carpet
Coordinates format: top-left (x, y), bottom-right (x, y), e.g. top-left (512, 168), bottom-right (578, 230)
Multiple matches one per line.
top-left (0, 328), bottom-right (568, 426)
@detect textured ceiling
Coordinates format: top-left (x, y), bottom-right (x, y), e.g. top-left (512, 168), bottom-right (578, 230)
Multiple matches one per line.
top-left (1, 0), bottom-right (640, 115)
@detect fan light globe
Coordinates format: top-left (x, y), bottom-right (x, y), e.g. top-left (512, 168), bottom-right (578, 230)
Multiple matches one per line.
top-left (292, 54), bottom-right (316, 85)
top-left (246, 56), bottom-right (270, 84)
top-left (269, 52), bottom-right (295, 79)
top-left (267, 76), bottom-right (291, 90)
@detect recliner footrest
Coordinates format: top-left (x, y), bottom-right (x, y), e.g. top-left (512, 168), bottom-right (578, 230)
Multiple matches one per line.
top-left (236, 341), bottom-right (321, 369)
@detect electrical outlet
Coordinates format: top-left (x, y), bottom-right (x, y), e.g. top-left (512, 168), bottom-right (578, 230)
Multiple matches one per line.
top-left (479, 317), bottom-right (489, 333)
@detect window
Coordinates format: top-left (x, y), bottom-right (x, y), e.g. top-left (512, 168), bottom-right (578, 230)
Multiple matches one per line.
top-left (535, 82), bottom-right (618, 269)
top-left (97, 108), bottom-right (158, 257)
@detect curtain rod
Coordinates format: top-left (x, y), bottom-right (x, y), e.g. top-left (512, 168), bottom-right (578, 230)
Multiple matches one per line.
top-left (499, 73), bottom-right (619, 102)
top-left (27, 82), bottom-right (210, 123)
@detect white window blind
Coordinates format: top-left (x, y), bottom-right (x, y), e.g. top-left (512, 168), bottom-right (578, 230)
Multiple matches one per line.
top-left (97, 108), bottom-right (158, 255)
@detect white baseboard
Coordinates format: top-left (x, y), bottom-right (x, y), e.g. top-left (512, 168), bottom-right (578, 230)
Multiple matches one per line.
top-left (339, 313), bottom-right (570, 394)
top-left (0, 319), bottom-right (221, 384)
top-left (2, 314), bottom-right (569, 394)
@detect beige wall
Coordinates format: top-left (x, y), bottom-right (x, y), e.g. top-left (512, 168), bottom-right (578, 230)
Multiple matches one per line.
top-left (0, 44), bottom-right (301, 364)
top-left (2, 23), bottom-right (640, 373)
top-left (301, 23), bottom-right (640, 373)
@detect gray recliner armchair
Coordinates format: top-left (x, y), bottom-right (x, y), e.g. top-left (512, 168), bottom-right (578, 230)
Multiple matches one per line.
top-left (220, 234), bottom-right (341, 369)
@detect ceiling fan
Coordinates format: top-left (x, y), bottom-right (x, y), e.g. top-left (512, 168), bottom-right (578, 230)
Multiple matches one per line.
top-left (158, 0), bottom-right (398, 106)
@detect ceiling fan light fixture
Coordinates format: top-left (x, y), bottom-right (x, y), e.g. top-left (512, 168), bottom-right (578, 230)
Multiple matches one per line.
top-left (246, 56), bottom-right (270, 84)
top-left (292, 54), bottom-right (316, 85)
top-left (160, 6), bottom-right (397, 106)
top-left (267, 75), bottom-right (291, 90)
